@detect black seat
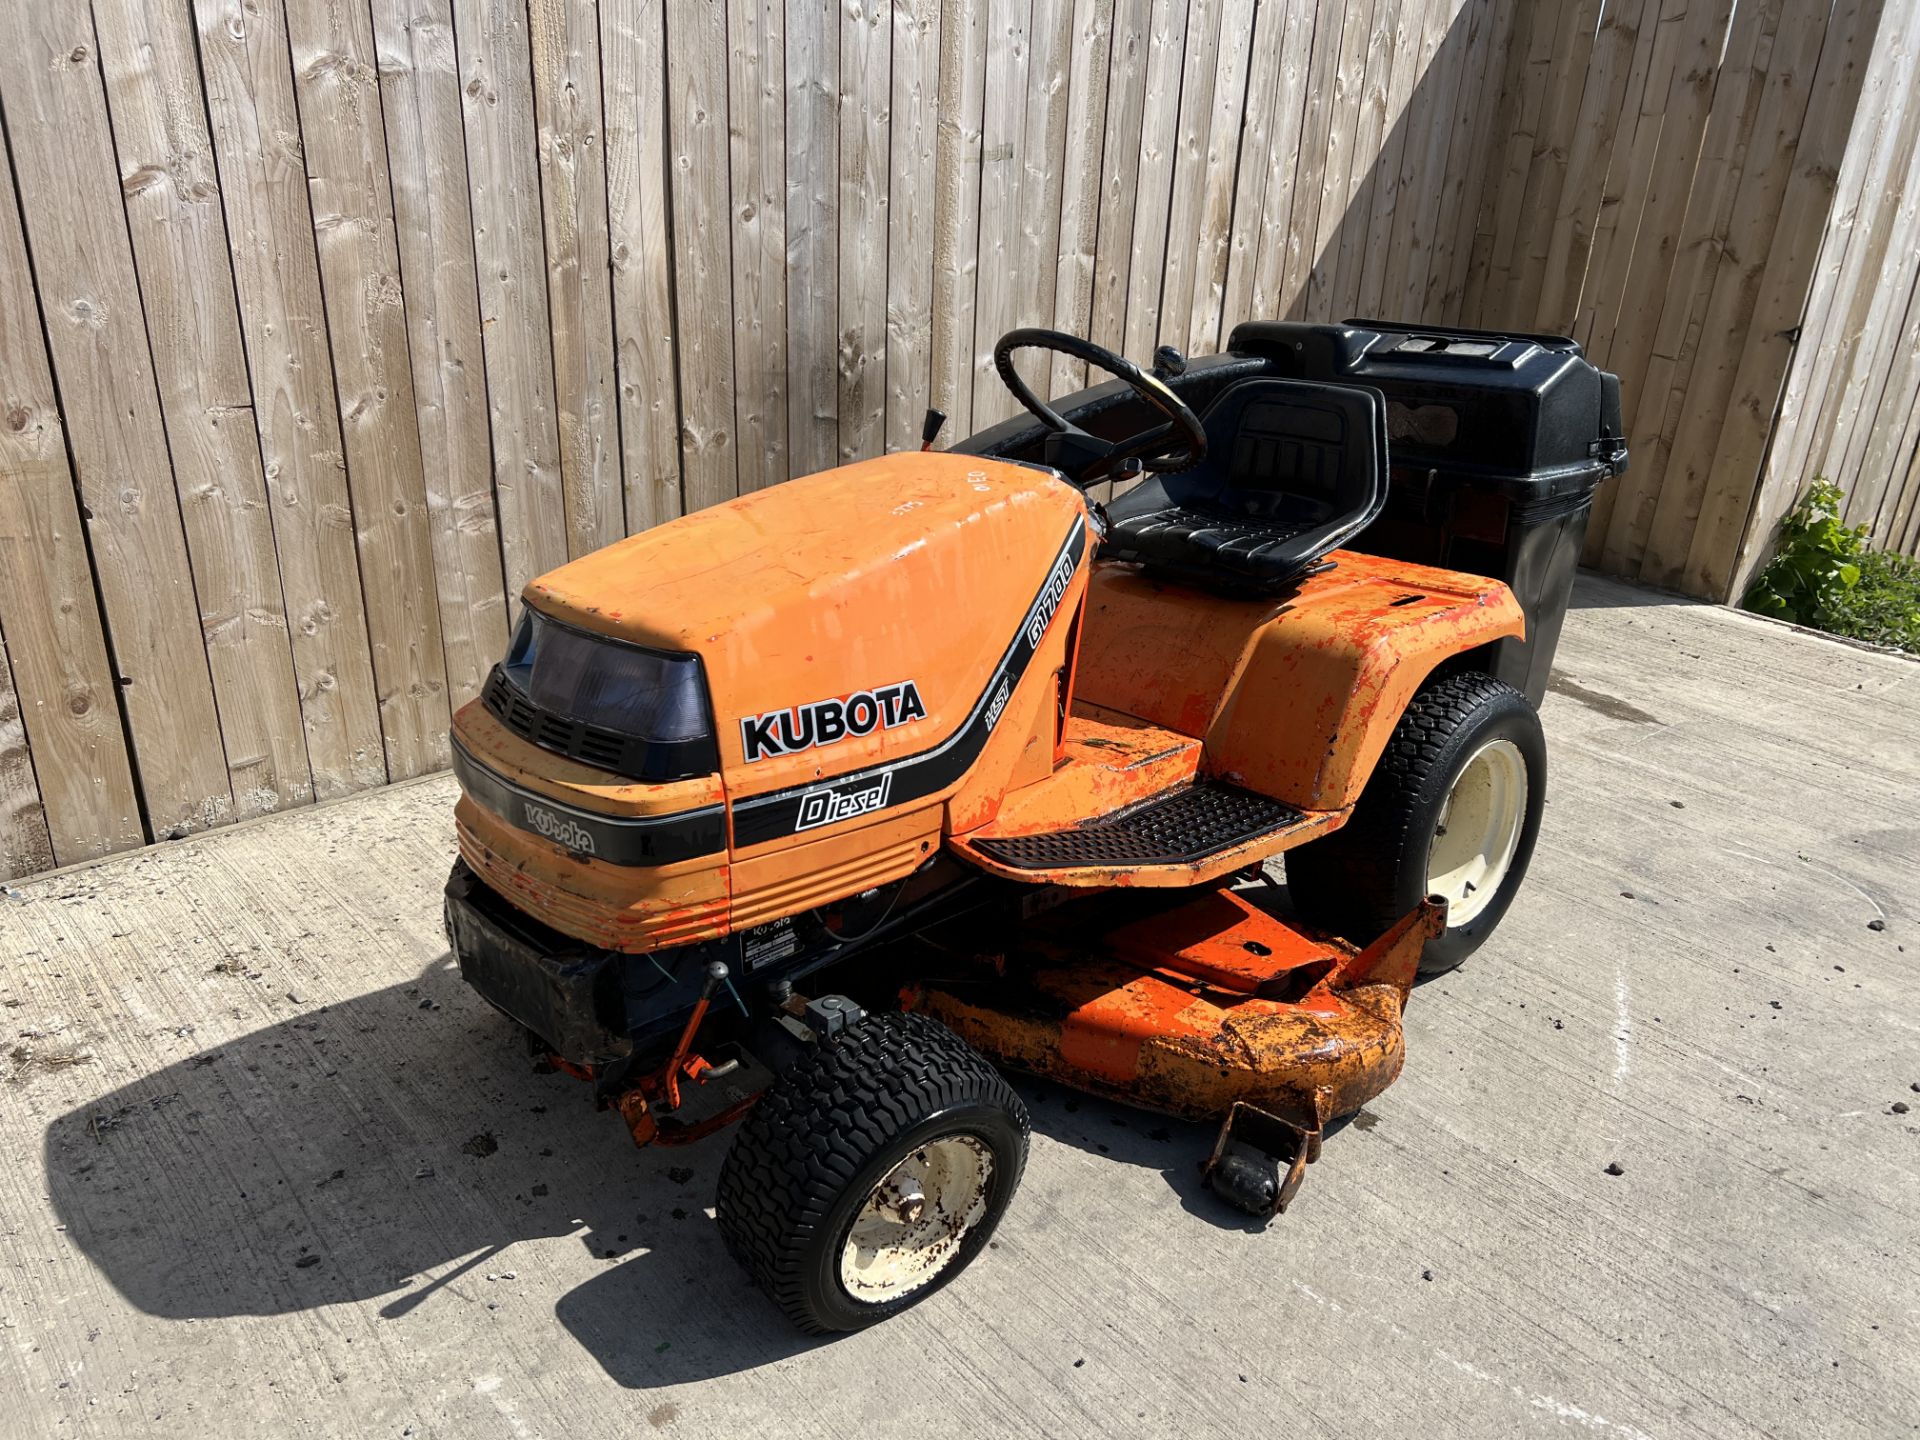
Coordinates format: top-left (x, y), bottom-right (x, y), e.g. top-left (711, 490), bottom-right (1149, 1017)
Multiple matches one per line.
top-left (1100, 378), bottom-right (1389, 596)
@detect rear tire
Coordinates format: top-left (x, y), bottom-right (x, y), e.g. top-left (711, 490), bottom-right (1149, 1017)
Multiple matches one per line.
top-left (1285, 670), bottom-right (1545, 976)
top-left (714, 1011), bottom-right (1029, 1333)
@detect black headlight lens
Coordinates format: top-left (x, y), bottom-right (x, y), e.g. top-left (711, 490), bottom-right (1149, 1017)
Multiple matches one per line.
top-left (487, 610), bottom-right (718, 780)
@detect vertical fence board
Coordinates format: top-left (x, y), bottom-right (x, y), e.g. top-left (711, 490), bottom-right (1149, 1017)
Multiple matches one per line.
top-left (729, 0), bottom-right (790, 487)
top-left (284, 0), bottom-right (450, 779)
top-left (786, 0), bottom-right (839, 473)
top-left (1737, 0), bottom-right (1904, 558)
top-left (1574, 0), bottom-right (1680, 357)
top-left (1241, 0), bottom-right (1320, 322)
top-left (1, 1), bottom-right (236, 837)
top-left (1565, 0), bottom-right (1674, 547)
top-left (194, 0), bottom-right (388, 799)
top-left (1531, 0), bottom-right (1644, 333)
top-left (371, 0), bottom-right (510, 714)
top-left (1429, 0), bottom-right (1511, 322)
top-left (1463, 0), bottom-right (1554, 324)
top-left (839, 0), bottom-right (892, 459)
top-left (885, 0), bottom-right (942, 448)
top-left (530, 0), bottom-right (625, 553)
top-left (1088, 0), bottom-right (1150, 358)
top-left (1180, 0), bottom-right (1257, 353)
top-left (1329, 0), bottom-right (1400, 320)
top-left (1353, 0), bottom-right (1427, 320)
top-left (0, 145), bottom-right (143, 865)
top-left (1856, 268), bottom-right (1920, 538)
top-left (930, 0), bottom-right (987, 433)
top-left (1016, 0), bottom-right (1076, 375)
top-left (1635, 1), bottom-right (1830, 587)
top-left (1277, 0), bottom-right (1346, 314)
top-left (1596, 0), bottom-right (1734, 428)
top-left (454, 0), bottom-right (569, 600)
top-left (1222, 0), bottom-right (1300, 329)
top-left (1304, 0), bottom-right (1377, 319)
top-left (601, 0), bottom-right (683, 529)
top-left (94, 0), bottom-right (313, 816)
top-left (1386, 0), bottom-right (1466, 318)
top-left (1047, 0), bottom-right (1116, 396)
top-left (1120, 0), bottom-right (1192, 354)
top-left (1815, 12), bottom-right (1920, 512)
top-left (1156, 0), bottom-right (1226, 352)
top-left (1504, 0), bottom-right (1603, 327)
top-left (670, 0), bottom-right (739, 509)
top-left (969, 0), bottom-right (1033, 427)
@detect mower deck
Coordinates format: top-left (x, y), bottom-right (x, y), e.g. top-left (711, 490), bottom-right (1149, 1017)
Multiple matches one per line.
top-left (906, 884), bottom-right (1444, 1213)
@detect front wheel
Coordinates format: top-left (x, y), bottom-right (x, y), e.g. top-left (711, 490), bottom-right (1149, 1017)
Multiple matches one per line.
top-left (714, 1011), bottom-right (1029, 1333)
top-left (1285, 671), bottom-right (1546, 975)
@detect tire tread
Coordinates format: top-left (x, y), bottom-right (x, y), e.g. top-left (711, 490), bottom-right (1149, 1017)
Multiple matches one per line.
top-left (714, 1011), bottom-right (1028, 1333)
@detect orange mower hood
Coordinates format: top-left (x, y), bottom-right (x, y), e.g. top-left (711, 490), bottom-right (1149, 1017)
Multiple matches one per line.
top-left (523, 452), bottom-right (1092, 786)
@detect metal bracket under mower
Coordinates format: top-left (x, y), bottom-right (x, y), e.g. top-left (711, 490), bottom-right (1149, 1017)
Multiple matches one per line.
top-left (1202, 1090), bottom-right (1332, 1219)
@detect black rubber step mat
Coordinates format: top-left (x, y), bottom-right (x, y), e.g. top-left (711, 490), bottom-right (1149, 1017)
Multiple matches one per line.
top-left (970, 782), bottom-right (1303, 870)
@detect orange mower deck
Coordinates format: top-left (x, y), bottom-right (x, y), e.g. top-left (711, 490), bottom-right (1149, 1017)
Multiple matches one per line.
top-left (906, 885), bottom-right (1444, 1214)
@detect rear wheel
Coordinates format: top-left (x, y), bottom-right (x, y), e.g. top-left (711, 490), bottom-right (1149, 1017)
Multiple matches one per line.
top-left (1285, 671), bottom-right (1545, 975)
top-left (715, 1010), bottom-right (1028, 1333)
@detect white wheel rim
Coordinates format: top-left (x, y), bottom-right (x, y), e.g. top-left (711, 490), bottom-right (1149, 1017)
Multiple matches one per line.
top-left (1426, 738), bottom-right (1527, 927)
top-left (838, 1134), bottom-right (994, 1304)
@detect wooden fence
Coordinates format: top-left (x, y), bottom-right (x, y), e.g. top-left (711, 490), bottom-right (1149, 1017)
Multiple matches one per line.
top-left (1452, 0), bottom-right (1894, 599)
top-left (0, 0), bottom-right (1901, 880)
top-left (1739, 0), bottom-right (1920, 577)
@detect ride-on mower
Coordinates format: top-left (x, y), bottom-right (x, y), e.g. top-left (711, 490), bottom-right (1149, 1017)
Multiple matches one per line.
top-left (444, 320), bottom-right (1627, 1332)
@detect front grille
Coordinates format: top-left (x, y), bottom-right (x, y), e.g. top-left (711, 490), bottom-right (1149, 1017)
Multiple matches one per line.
top-left (481, 667), bottom-right (678, 781)
top-left (972, 782), bottom-right (1303, 870)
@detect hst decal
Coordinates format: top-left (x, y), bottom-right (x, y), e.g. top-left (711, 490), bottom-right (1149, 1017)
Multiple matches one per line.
top-left (740, 681), bottom-right (928, 763)
top-left (984, 676), bottom-right (1012, 731)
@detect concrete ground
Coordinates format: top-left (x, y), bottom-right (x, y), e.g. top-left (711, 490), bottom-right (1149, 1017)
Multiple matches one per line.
top-left (1, 573), bottom-right (1916, 1440)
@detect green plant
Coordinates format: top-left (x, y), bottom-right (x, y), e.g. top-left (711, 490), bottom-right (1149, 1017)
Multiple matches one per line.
top-left (1743, 479), bottom-right (1920, 654)
top-left (1827, 549), bottom-right (1920, 654)
top-left (1743, 479), bottom-right (1869, 628)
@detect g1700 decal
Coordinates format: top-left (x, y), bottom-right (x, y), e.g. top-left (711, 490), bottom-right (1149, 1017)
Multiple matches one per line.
top-left (1025, 547), bottom-right (1078, 649)
top-left (740, 681), bottom-right (928, 763)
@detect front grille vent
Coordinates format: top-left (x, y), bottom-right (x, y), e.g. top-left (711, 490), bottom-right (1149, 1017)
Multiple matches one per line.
top-left (482, 668), bottom-right (674, 781)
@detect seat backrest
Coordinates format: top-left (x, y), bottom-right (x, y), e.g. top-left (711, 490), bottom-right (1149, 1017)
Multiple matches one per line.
top-left (1167, 378), bottom-right (1387, 524)
top-left (1101, 378), bottom-right (1390, 595)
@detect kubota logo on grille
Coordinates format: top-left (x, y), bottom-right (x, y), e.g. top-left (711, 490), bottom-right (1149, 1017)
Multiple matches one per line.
top-left (739, 681), bottom-right (927, 763)
top-left (524, 802), bottom-right (595, 854)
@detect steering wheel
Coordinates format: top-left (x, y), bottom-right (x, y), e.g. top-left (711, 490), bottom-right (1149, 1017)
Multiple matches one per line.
top-left (992, 327), bottom-right (1208, 484)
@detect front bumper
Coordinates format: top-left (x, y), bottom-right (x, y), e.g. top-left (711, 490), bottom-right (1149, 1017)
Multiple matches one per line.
top-left (445, 860), bottom-right (706, 1067)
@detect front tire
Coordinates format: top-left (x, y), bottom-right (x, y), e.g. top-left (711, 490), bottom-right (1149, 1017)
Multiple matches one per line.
top-left (1285, 671), bottom-right (1546, 975)
top-left (715, 1011), bottom-right (1029, 1333)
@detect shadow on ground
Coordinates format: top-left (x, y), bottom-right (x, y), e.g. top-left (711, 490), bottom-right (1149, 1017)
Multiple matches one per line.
top-left (42, 910), bottom-right (1371, 1387)
top-left (41, 956), bottom-right (822, 1385)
